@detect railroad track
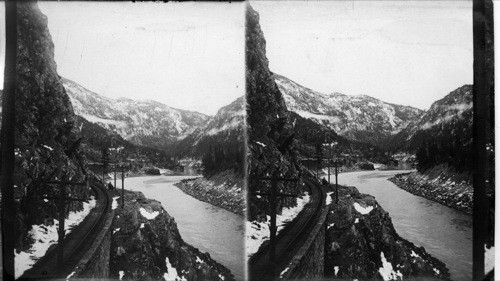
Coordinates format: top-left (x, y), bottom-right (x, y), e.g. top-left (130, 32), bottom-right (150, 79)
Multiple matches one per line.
top-left (20, 178), bottom-right (112, 280)
top-left (249, 177), bottom-right (326, 281)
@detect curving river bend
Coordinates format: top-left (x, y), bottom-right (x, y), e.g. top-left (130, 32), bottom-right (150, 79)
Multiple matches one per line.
top-left (118, 175), bottom-right (245, 281)
top-left (334, 170), bottom-right (472, 281)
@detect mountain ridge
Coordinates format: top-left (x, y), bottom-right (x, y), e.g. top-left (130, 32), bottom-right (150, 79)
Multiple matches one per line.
top-left (62, 77), bottom-right (211, 151)
top-left (273, 73), bottom-right (424, 145)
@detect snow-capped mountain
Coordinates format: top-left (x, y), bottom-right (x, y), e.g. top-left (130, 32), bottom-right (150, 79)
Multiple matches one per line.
top-left (389, 84), bottom-right (472, 152)
top-left (274, 74), bottom-right (424, 145)
top-left (174, 96), bottom-right (245, 157)
top-left (62, 77), bottom-right (210, 151)
top-left (407, 84), bottom-right (471, 135)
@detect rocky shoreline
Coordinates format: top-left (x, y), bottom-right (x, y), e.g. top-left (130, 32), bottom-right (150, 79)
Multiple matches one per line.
top-left (325, 184), bottom-right (451, 280)
top-left (174, 170), bottom-right (245, 216)
top-left (109, 189), bottom-right (234, 281)
top-left (388, 165), bottom-right (472, 215)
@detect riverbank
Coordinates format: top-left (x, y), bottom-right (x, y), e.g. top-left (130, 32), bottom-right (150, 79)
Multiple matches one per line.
top-left (109, 189), bottom-right (234, 281)
top-left (325, 183), bottom-right (451, 280)
top-left (174, 170), bottom-right (245, 216)
top-left (388, 164), bottom-right (472, 215)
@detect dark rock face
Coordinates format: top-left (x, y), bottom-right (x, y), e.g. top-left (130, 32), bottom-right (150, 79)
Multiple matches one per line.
top-left (14, 1), bottom-right (88, 249)
top-left (358, 162), bottom-right (375, 170)
top-left (325, 185), bottom-right (450, 280)
top-left (246, 4), bottom-right (303, 221)
top-left (144, 167), bottom-right (161, 175)
top-left (110, 190), bottom-right (234, 281)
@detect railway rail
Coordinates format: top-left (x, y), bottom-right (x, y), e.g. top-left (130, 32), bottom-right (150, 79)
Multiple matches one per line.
top-left (249, 177), bottom-right (327, 281)
top-left (20, 178), bottom-right (112, 280)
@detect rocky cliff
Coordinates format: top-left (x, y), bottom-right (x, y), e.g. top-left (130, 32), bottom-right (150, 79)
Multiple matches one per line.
top-left (246, 4), bottom-right (303, 222)
top-left (325, 184), bottom-right (450, 280)
top-left (110, 190), bottom-right (234, 281)
top-left (14, 1), bottom-right (89, 250)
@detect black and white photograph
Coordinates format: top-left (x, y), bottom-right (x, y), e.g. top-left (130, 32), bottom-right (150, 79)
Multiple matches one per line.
top-left (0, 1), bottom-right (495, 281)
top-left (1, 1), bottom-right (245, 280)
top-left (246, 1), bottom-right (493, 281)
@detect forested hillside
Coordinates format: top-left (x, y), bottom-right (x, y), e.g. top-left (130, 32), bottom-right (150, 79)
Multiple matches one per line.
top-left (387, 85), bottom-right (473, 173)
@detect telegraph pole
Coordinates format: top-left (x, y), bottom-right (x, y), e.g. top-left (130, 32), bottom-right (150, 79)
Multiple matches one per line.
top-left (250, 172), bottom-right (298, 265)
top-left (328, 162), bottom-right (331, 184)
top-left (57, 183), bottom-right (65, 265)
top-left (335, 160), bottom-right (339, 204)
top-left (121, 166), bottom-right (125, 209)
top-left (40, 179), bottom-right (88, 266)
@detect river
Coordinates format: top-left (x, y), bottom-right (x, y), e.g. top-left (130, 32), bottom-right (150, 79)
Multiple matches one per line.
top-left (331, 170), bottom-right (472, 281)
top-left (116, 175), bottom-right (245, 281)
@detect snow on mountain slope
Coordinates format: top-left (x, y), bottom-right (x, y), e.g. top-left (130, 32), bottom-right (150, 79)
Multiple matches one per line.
top-left (388, 84), bottom-right (473, 151)
top-left (411, 85), bottom-right (472, 133)
top-left (174, 96), bottom-right (245, 157)
top-left (62, 77), bottom-right (210, 150)
top-left (273, 74), bottom-right (424, 145)
top-left (203, 96), bottom-right (245, 137)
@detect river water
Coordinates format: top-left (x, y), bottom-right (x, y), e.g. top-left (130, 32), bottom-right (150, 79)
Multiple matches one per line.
top-left (333, 170), bottom-right (472, 281)
top-left (117, 175), bottom-right (245, 281)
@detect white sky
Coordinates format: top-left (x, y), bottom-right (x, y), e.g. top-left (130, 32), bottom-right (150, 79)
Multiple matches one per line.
top-left (30, 2), bottom-right (245, 116)
top-left (251, 1), bottom-right (473, 110)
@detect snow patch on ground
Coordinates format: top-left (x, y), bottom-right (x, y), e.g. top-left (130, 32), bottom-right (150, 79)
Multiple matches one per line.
top-left (163, 257), bottom-right (187, 281)
top-left (66, 271), bottom-right (76, 280)
top-left (353, 202), bottom-right (373, 215)
top-left (139, 207), bottom-right (160, 220)
top-left (15, 198), bottom-right (96, 278)
top-left (42, 145), bottom-right (53, 151)
top-left (112, 196), bottom-right (120, 210)
top-left (326, 192), bottom-right (334, 205)
top-left (280, 267), bottom-right (290, 278)
top-left (255, 141), bottom-right (266, 148)
top-left (378, 252), bottom-right (403, 280)
top-left (246, 193), bottom-right (310, 258)
top-left (485, 244), bottom-right (494, 274)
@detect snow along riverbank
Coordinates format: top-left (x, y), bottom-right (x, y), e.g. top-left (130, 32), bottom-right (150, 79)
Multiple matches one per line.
top-left (174, 170), bottom-right (245, 216)
top-left (388, 165), bottom-right (472, 214)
